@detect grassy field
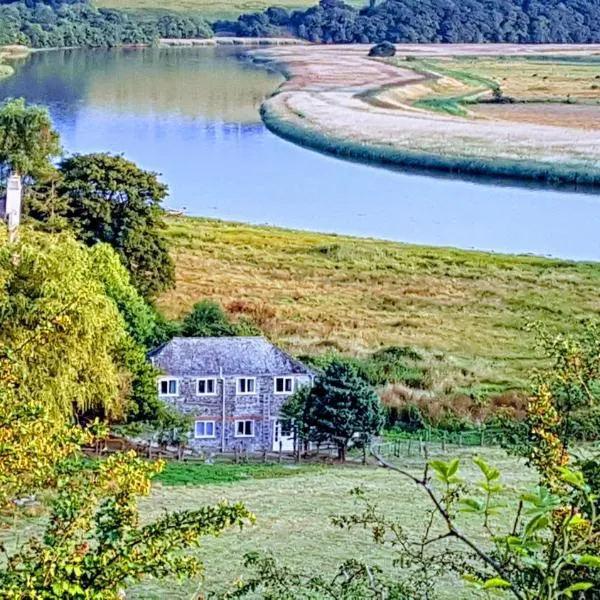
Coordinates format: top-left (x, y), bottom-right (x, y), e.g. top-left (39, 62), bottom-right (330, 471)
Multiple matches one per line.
top-left (94, 0), bottom-right (363, 22)
top-left (156, 461), bottom-right (325, 486)
top-left (126, 449), bottom-right (532, 598)
top-left (160, 216), bottom-right (600, 391)
top-left (399, 56), bottom-right (600, 116)
top-left (1, 450), bottom-right (530, 598)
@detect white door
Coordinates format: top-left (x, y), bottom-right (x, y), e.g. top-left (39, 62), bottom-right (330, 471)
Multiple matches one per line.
top-left (273, 419), bottom-right (295, 452)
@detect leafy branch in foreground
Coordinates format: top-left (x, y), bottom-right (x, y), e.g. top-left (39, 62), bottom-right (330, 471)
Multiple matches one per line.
top-left (0, 452), bottom-right (254, 599)
top-left (221, 552), bottom-right (411, 599)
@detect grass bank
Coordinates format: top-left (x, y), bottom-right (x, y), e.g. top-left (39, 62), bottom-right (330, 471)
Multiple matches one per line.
top-left (261, 101), bottom-right (600, 188)
top-left (160, 216), bottom-right (600, 390)
top-left (255, 46), bottom-right (600, 189)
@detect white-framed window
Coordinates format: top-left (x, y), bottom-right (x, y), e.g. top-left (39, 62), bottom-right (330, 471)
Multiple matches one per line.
top-left (158, 378), bottom-right (178, 396)
top-left (235, 419), bottom-right (254, 437)
top-left (274, 377), bottom-right (294, 394)
top-left (194, 420), bottom-right (215, 439)
top-left (197, 378), bottom-right (217, 396)
top-left (236, 377), bottom-right (256, 395)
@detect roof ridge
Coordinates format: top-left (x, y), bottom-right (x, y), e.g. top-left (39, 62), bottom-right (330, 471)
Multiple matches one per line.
top-left (171, 336), bottom-right (266, 341)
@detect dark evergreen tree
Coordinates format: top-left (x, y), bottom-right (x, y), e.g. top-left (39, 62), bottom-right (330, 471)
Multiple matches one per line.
top-left (286, 361), bottom-right (385, 462)
top-left (56, 153), bottom-right (175, 300)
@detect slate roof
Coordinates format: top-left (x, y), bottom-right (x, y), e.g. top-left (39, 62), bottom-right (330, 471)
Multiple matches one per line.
top-left (148, 337), bottom-right (313, 377)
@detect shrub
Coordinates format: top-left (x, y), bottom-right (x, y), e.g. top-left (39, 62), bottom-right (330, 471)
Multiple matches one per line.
top-left (368, 42), bottom-right (396, 57)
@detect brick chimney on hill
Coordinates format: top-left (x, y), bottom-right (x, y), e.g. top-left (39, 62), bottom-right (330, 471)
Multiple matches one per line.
top-left (0, 175), bottom-right (22, 242)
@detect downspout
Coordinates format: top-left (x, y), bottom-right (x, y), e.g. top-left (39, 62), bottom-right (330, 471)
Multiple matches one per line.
top-left (266, 378), bottom-right (271, 453)
top-left (220, 366), bottom-right (225, 453)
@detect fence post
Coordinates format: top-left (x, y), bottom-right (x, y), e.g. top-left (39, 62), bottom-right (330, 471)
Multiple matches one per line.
top-left (234, 445), bottom-right (239, 464)
top-left (278, 440), bottom-right (283, 464)
top-left (419, 436), bottom-right (424, 456)
top-left (407, 439), bottom-right (412, 457)
top-left (480, 430), bottom-right (485, 447)
top-left (442, 431), bottom-right (446, 453)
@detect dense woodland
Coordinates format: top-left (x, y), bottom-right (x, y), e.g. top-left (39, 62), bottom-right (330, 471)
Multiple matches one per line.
top-left (0, 0), bottom-right (599, 47)
top-left (217, 0), bottom-right (600, 43)
top-left (0, 0), bottom-right (212, 47)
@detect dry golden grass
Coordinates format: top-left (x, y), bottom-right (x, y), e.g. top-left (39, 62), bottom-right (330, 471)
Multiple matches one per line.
top-left (472, 103), bottom-right (600, 130)
top-left (160, 217), bottom-right (600, 388)
top-left (431, 56), bottom-right (600, 102)
top-left (381, 384), bottom-right (527, 427)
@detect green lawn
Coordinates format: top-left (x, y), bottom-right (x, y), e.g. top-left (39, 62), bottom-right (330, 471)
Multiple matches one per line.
top-left (0, 450), bottom-right (541, 598)
top-left (160, 216), bottom-right (600, 391)
top-left (155, 461), bottom-right (325, 486)
top-left (129, 448), bottom-right (532, 598)
top-left (94, 0), bottom-right (364, 22)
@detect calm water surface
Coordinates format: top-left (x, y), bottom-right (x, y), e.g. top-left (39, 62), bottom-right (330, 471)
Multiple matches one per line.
top-left (2, 46), bottom-right (600, 260)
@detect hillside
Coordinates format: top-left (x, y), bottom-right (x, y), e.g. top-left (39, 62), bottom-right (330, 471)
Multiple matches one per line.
top-left (160, 217), bottom-right (600, 389)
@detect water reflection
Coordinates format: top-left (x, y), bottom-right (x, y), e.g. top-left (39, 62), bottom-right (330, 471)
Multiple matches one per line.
top-left (1, 46), bottom-right (599, 260)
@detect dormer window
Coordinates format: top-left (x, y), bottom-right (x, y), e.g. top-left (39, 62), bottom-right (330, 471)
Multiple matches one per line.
top-left (274, 377), bottom-right (294, 394)
top-left (158, 378), bottom-right (178, 396)
top-left (237, 377), bottom-right (256, 395)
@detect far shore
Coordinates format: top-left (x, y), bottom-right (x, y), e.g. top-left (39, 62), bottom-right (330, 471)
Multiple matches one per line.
top-left (160, 36), bottom-right (307, 47)
top-left (0, 45), bottom-right (30, 81)
top-left (252, 43), bottom-right (600, 189)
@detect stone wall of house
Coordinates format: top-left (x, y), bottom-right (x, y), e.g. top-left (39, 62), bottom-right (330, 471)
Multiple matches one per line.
top-left (160, 374), bottom-right (311, 452)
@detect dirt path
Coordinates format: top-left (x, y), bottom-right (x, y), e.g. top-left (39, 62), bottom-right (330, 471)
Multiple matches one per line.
top-left (252, 44), bottom-right (600, 185)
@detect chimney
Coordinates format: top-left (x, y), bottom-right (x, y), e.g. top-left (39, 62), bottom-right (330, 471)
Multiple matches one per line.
top-left (2, 175), bottom-right (22, 241)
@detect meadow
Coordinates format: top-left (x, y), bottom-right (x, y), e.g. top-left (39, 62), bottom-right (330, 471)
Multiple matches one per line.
top-left (93, 0), bottom-right (364, 22)
top-left (397, 55), bottom-right (600, 115)
top-left (160, 216), bottom-right (600, 391)
top-left (126, 448), bottom-right (533, 598)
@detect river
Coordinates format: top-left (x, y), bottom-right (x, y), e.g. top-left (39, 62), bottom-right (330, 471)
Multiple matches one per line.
top-left (1, 45), bottom-right (599, 261)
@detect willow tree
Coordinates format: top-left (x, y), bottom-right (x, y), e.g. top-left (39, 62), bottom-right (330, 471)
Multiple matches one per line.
top-left (0, 97), bottom-right (61, 180)
top-left (0, 228), bottom-right (131, 420)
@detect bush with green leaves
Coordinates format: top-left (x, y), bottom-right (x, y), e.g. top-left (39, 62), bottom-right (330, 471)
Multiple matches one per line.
top-left (0, 452), bottom-right (252, 599)
top-left (181, 299), bottom-right (262, 338)
top-left (302, 346), bottom-right (426, 388)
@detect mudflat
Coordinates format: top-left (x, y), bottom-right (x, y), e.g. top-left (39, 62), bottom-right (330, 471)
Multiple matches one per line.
top-left (254, 44), bottom-right (600, 184)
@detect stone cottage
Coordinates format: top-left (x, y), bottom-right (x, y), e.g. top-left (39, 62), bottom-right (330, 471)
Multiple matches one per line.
top-left (148, 337), bottom-right (313, 452)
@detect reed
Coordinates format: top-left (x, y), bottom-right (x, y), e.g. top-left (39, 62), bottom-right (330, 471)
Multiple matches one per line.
top-left (261, 102), bottom-right (600, 187)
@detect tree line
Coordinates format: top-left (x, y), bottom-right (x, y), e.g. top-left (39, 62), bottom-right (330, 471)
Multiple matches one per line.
top-left (0, 0), bottom-right (212, 48)
top-left (2, 0), bottom-right (599, 49)
top-left (216, 0), bottom-right (600, 43)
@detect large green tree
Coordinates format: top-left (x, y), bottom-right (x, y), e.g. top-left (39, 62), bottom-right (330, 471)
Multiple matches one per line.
top-left (0, 97), bottom-right (60, 179)
top-left (57, 153), bottom-right (175, 299)
top-left (89, 243), bottom-right (158, 348)
top-left (288, 361), bottom-right (385, 462)
top-left (0, 228), bottom-right (130, 420)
